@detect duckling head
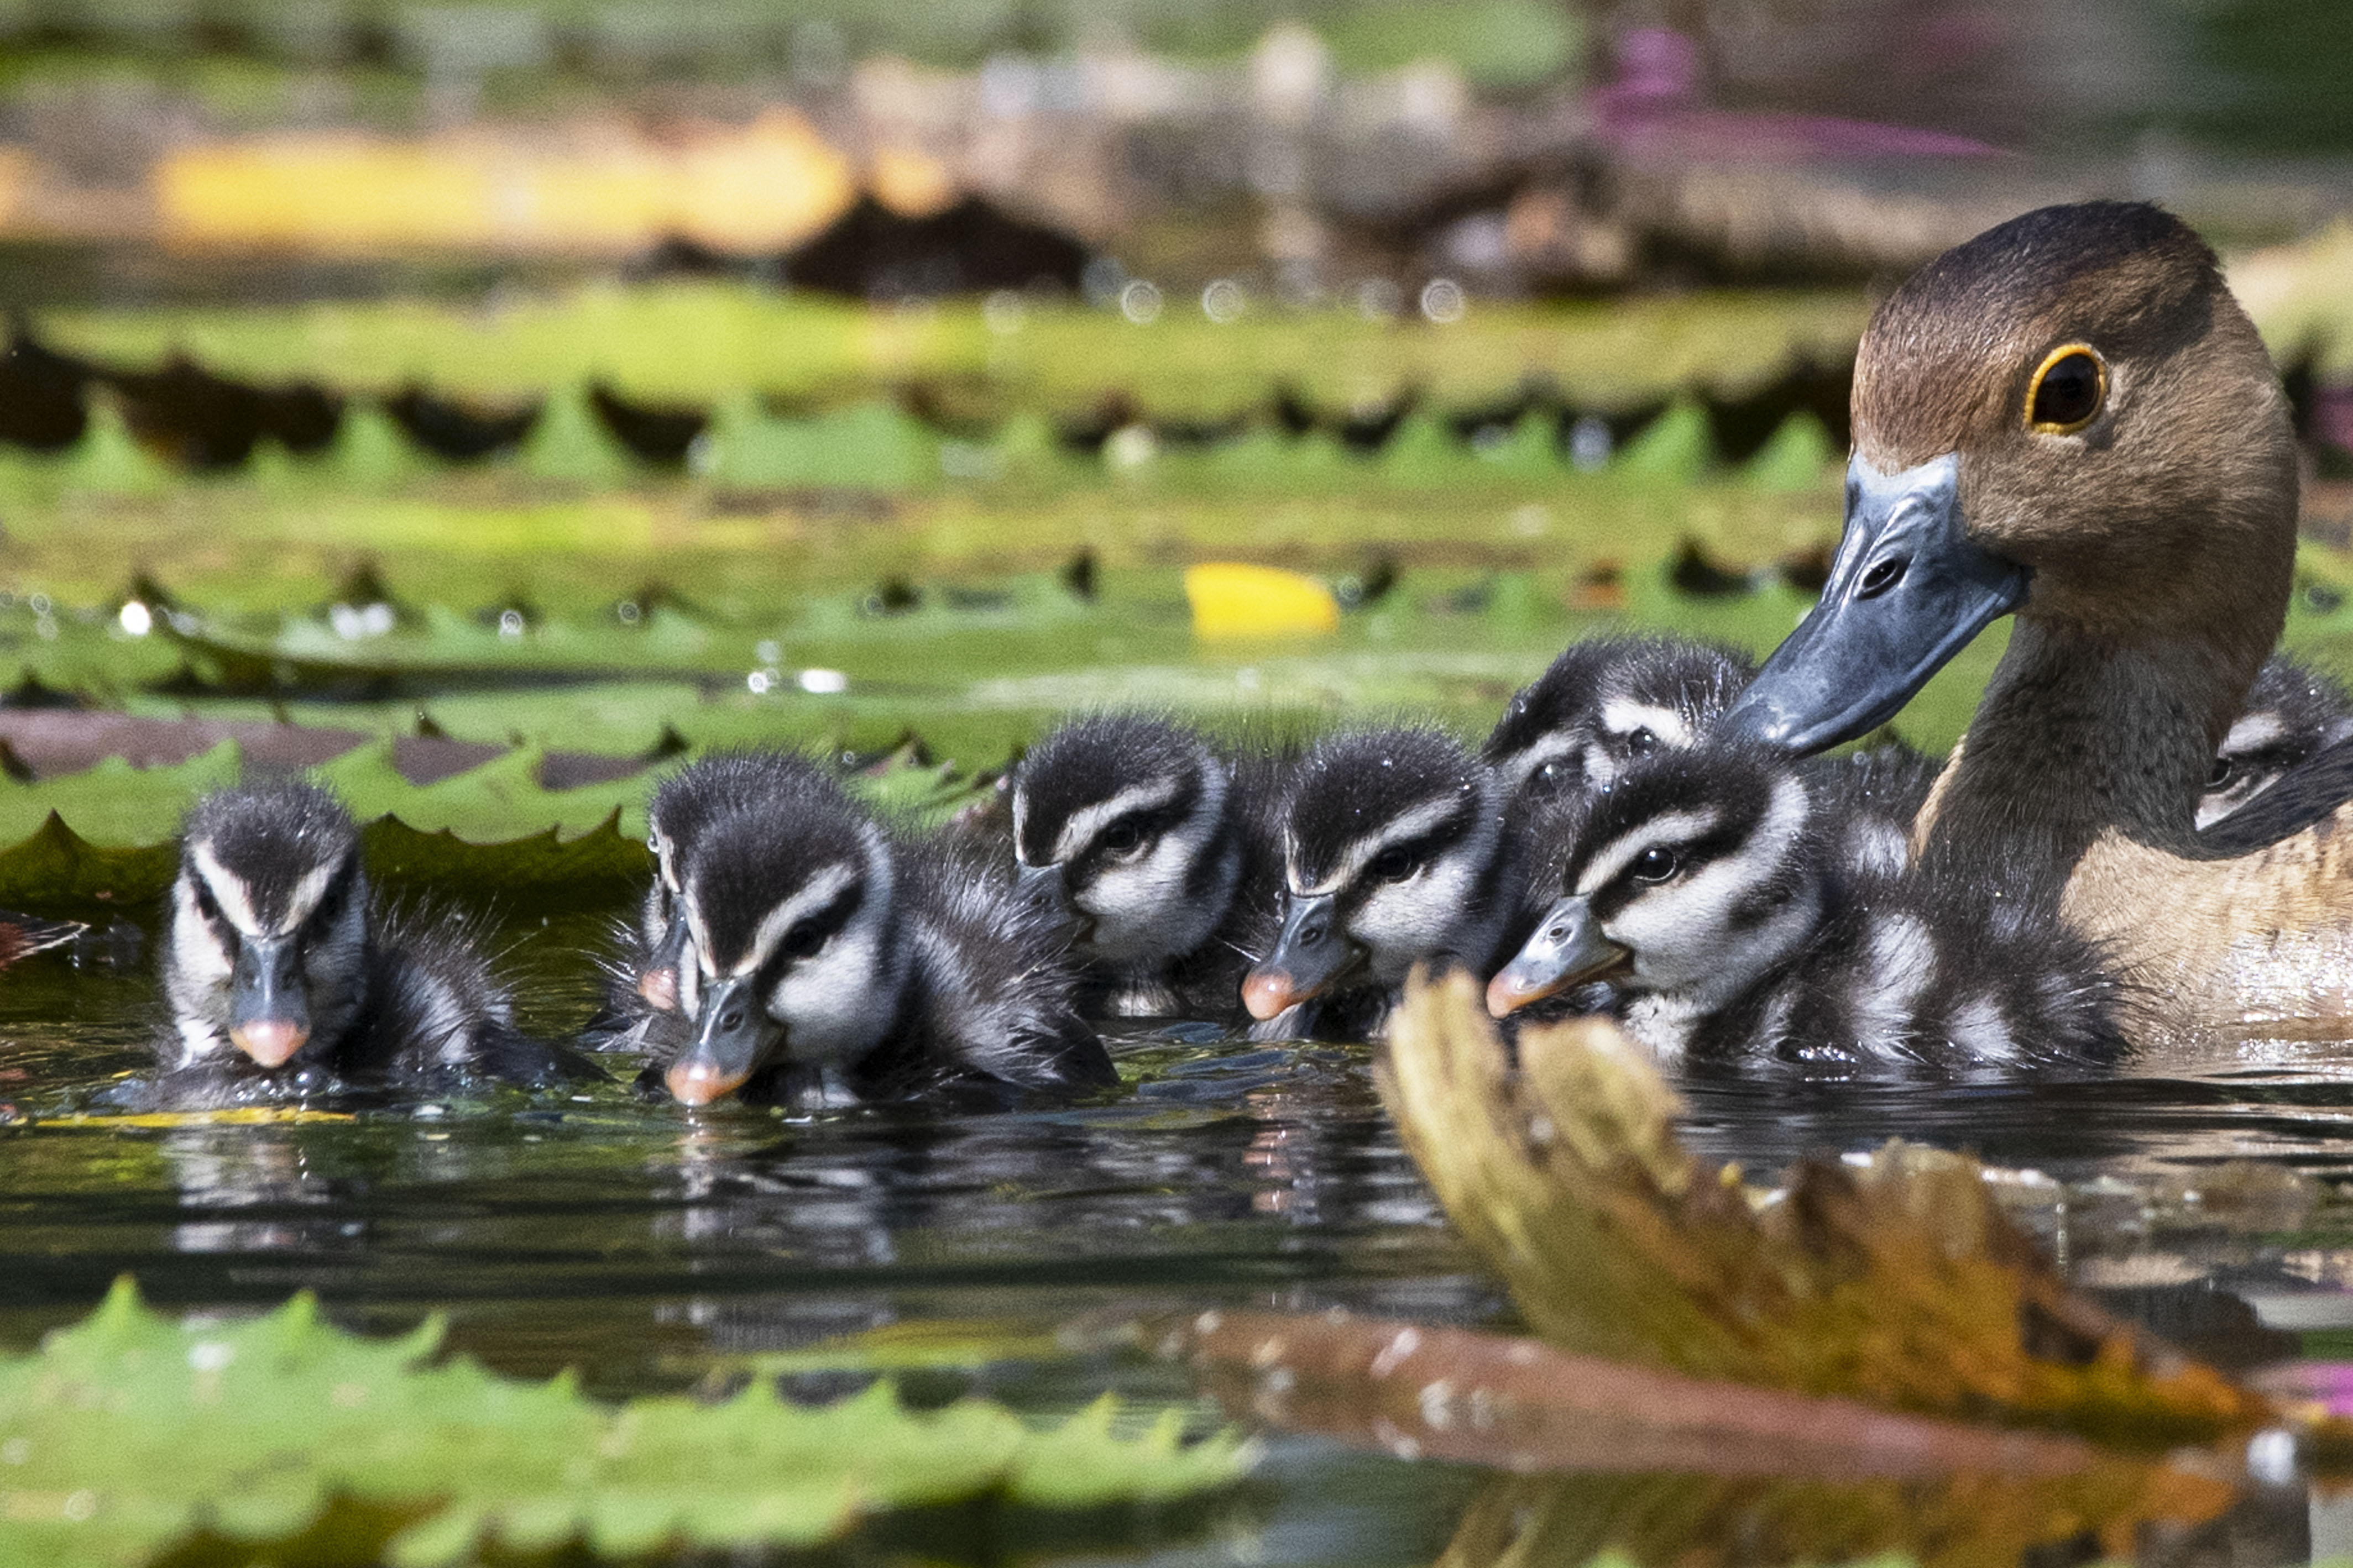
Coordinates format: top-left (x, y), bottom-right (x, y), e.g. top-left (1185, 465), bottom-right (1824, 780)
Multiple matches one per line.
top-left (1245, 727), bottom-right (1503, 1019)
top-left (639, 749), bottom-right (834, 1013)
top-left (1725, 201), bottom-right (2297, 753)
top-left (166, 782), bottom-right (369, 1070)
top-left (1485, 635), bottom-right (1754, 801)
top-left (1488, 747), bottom-right (1818, 1019)
top-left (2198, 654), bottom-right (2353, 828)
top-left (1011, 715), bottom-right (1235, 967)
top-left (662, 785), bottom-right (906, 1106)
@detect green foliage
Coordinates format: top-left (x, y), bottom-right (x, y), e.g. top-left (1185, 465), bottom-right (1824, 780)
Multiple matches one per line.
top-left (0, 1277), bottom-right (1251, 1568)
top-left (521, 383), bottom-right (634, 487)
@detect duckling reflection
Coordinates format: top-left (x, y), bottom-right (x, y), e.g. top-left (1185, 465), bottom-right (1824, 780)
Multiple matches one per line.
top-left (157, 782), bottom-right (574, 1097)
top-left (645, 752), bottom-right (1116, 1107)
top-left (163, 1122), bottom-right (343, 1256)
top-left (1245, 728), bottom-right (1538, 1040)
top-left (1489, 744), bottom-right (2129, 1073)
top-left (1010, 714), bottom-right (1287, 1021)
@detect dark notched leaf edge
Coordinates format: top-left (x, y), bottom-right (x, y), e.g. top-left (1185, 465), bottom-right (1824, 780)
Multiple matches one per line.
top-left (0, 809), bottom-right (653, 917)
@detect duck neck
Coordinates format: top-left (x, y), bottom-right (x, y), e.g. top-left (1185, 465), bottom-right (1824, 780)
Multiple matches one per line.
top-left (1922, 611), bottom-right (2276, 885)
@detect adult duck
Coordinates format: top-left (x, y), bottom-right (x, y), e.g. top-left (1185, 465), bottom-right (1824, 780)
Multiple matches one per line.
top-left (1721, 200), bottom-right (2351, 1042)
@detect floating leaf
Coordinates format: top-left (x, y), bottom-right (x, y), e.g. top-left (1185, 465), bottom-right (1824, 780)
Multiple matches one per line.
top-left (1184, 563), bottom-right (1341, 641)
top-left (1375, 972), bottom-right (2278, 1450)
top-left (0, 1278), bottom-right (1251, 1568)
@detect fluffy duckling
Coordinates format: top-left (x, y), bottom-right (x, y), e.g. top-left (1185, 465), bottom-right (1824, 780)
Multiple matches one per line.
top-left (1010, 714), bottom-right (1285, 1020)
top-left (2198, 653), bottom-right (2353, 829)
top-left (652, 754), bottom-right (1117, 1106)
top-left (1243, 727), bottom-right (1532, 1039)
top-left (161, 781), bottom-right (567, 1088)
top-left (1486, 744), bottom-right (2129, 1073)
top-left (1483, 634), bottom-right (1754, 804)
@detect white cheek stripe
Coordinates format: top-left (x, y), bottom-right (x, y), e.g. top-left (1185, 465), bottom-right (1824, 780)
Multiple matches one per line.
top-left (688, 861), bottom-right (859, 980)
top-left (1291, 794), bottom-right (1464, 896)
top-left (1599, 699), bottom-right (1692, 747)
top-left (2221, 712), bottom-right (2284, 755)
top-left (1576, 807), bottom-right (1722, 896)
top-left (1048, 777), bottom-right (1185, 866)
top-left (190, 844), bottom-right (267, 938)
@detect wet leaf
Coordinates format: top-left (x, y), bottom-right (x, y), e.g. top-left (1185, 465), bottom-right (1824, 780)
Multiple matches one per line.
top-left (0, 1278), bottom-right (1251, 1568)
top-left (1376, 972), bottom-right (2278, 1449)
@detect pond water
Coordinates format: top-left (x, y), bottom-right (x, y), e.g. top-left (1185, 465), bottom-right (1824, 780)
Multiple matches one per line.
top-left (5, 910), bottom-right (2353, 1565)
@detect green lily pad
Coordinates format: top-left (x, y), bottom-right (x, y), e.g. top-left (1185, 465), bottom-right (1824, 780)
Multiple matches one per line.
top-left (0, 1278), bottom-right (1251, 1568)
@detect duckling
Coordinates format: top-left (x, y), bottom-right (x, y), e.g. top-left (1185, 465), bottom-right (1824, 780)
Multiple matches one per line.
top-left (1243, 727), bottom-right (1533, 1039)
top-left (1009, 714), bottom-right (1286, 1020)
top-left (652, 754), bottom-right (1117, 1106)
top-left (1714, 200), bottom-right (2353, 1039)
top-left (2198, 653), bottom-right (2353, 829)
top-left (1483, 634), bottom-right (1754, 804)
top-left (1486, 744), bottom-right (2129, 1073)
top-left (603, 749), bottom-right (823, 1029)
top-left (160, 781), bottom-right (568, 1089)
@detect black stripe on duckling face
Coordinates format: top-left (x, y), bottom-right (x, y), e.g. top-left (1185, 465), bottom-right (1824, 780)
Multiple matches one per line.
top-left (664, 779), bottom-right (906, 1106)
top-left (1011, 715), bottom-right (1235, 966)
top-left (1485, 635), bottom-right (1754, 801)
top-left (168, 782), bottom-right (369, 1071)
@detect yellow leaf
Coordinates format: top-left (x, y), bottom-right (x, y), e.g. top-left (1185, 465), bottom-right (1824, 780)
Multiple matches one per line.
top-left (1184, 563), bottom-right (1340, 641)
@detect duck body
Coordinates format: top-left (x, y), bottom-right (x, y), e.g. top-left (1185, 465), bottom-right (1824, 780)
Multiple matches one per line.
top-left (159, 781), bottom-right (570, 1095)
top-left (1716, 200), bottom-right (2353, 1042)
top-left (1244, 726), bottom-right (1536, 1040)
top-left (1009, 714), bottom-right (1287, 1022)
top-left (648, 752), bottom-right (1115, 1106)
top-left (1488, 744), bottom-right (2129, 1073)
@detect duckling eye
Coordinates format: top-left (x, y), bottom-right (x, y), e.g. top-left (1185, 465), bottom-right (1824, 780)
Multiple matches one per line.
top-left (1368, 846), bottom-right (1418, 883)
top-left (1632, 846), bottom-right (1679, 883)
top-left (2208, 758), bottom-right (2235, 790)
top-left (1535, 758), bottom-right (1576, 786)
top-left (2026, 345), bottom-right (2106, 434)
top-left (1098, 819), bottom-right (1147, 856)
top-left (190, 877), bottom-right (223, 925)
top-left (781, 923), bottom-right (828, 960)
top-left (1624, 727), bottom-right (1658, 756)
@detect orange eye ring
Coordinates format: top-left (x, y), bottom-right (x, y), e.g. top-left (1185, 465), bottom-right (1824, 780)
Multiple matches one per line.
top-left (2023, 343), bottom-right (2108, 436)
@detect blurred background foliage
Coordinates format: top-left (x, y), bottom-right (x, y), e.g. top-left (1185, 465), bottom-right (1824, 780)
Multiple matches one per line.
top-left (0, 0), bottom-right (2345, 861)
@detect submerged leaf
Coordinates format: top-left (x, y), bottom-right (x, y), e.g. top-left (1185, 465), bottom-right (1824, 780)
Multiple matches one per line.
top-left (1375, 973), bottom-right (2274, 1449)
top-left (0, 1278), bottom-right (1251, 1568)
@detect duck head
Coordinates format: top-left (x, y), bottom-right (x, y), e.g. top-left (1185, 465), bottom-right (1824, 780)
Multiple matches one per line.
top-left (662, 782), bottom-right (907, 1107)
top-left (1245, 727), bottom-right (1509, 1019)
top-left (166, 782), bottom-right (370, 1071)
top-left (1010, 715), bottom-right (1238, 967)
top-left (1724, 201), bottom-right (2298, 754)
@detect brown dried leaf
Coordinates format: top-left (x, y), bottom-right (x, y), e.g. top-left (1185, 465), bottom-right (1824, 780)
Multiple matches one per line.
top-left (1375, 972), bottom-right (2272, 1449)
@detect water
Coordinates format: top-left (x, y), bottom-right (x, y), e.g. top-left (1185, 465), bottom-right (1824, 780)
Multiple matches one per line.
top-left (5, 916), bottom-right (2353, 1564)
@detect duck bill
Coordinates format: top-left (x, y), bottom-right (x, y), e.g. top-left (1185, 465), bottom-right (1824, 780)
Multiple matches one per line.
top-left (227, 934), bottom-right (311, 1067)
top-left (1486, 898), bottom-right (1628, 1019)
top-left (666, 975), bottom-right (773, 1106)
top-left (1719, 453), bottom-right (2029, 754)
top-left (636, 919), bottom-right (688, 1012)
top-left (1242, 892), bottom-right (1361, 1021)
top-left (1014, 861), bottom-right (1082, 937)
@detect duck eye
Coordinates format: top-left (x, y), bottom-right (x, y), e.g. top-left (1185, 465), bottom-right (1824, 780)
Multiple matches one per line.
top-left (1633, 846), bottom-right (1679, 883)
top-left (1369, 846), bottom-right (1418, 883)
top-left (1098, 819), bottom-right (1146, 856)
top-left (2026, 345), bottom-right (2106, 434)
